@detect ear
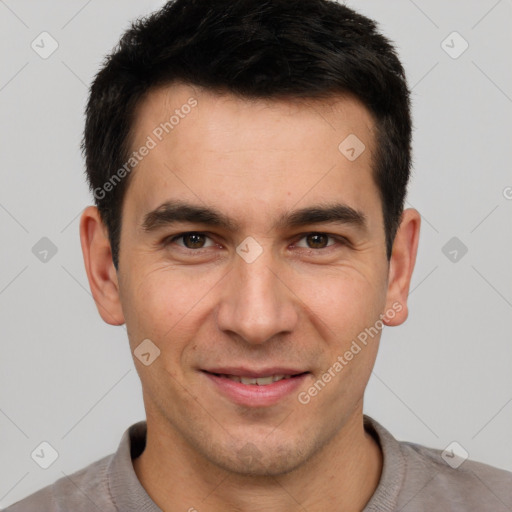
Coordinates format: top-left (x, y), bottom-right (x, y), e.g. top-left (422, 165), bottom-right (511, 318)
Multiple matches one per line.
top-left (79, 206), bottom-right (125, 325)
top-left (383, 208), bottom-right (421, 326)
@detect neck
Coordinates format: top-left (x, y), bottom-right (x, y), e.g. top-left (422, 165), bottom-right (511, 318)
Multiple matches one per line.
top-left (133, 408), bottom-right (383, 511)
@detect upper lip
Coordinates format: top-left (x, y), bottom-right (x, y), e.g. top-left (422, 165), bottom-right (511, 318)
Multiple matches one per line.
top-left (202, 367), bottom-right (308, 377)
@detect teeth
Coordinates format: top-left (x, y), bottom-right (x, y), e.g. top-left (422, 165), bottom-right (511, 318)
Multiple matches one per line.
top-left (224, 374), bottom-right (292, 385)
top-left (241, 376), bottom-right (259, 385)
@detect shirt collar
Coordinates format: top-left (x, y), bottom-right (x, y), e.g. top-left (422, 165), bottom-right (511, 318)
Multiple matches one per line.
top-left (362, 414), bottom-right (406, 511)
top-left (107, 421), bottom-right (162, 512)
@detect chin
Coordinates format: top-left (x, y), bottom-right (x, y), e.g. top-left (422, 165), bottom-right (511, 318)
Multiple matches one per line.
top-left (205, 436), bottom-right (312, 477)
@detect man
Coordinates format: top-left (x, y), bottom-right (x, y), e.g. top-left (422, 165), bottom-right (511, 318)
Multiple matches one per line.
top-left (6, 0), bottom-right (511, 510)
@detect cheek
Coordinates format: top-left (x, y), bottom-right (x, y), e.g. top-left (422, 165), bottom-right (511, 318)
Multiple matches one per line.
top-left (299, 265), bottom-right (387, 340)
top-left (120, 265), bottom-right (219, 348)
top-left (300, 271), bottom-right (384, 409)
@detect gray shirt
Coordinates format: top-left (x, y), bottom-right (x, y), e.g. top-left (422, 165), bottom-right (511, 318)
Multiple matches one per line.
top-left (4, 416), bottom-right (512, 511)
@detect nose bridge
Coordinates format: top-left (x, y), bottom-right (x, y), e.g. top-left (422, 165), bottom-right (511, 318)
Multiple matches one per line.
top-left (216, 243), bottom-right (297, 344)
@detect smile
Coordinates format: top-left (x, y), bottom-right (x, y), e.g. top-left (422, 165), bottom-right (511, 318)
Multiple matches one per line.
top-left (201, 370), bottom-right (310, 407)
top-left (213, 373), bottom-right (294, 385)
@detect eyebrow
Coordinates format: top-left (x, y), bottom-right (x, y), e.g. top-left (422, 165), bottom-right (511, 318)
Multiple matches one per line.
top-left (141, 199), bottom-right (367, 233)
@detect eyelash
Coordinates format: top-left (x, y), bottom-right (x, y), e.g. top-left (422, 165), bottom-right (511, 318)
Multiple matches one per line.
top-left (163, 231), bottom-right (348, 254)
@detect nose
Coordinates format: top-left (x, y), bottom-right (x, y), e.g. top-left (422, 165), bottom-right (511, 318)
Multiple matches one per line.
top-left (215, 244), bottom-right (299, 345)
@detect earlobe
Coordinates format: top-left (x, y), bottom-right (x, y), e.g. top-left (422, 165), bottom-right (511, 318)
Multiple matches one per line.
top-left (383, 208), bottom-right (421, 327)
top-left (79, 206), bottom-right (125, 326)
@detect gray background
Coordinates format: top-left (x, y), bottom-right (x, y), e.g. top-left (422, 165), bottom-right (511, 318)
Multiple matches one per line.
top-left (0, 0), bottom-right (511, 508)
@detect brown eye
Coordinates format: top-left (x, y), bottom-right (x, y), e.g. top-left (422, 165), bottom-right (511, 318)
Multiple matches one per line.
top-left (182, 233), bottom-right (206, 248)
top-left (306, 233), bottom-right (329, 249)
top-left (295, 233), bottom-right (337, 250)
top-left (168, 232), bottom-right (215, 250)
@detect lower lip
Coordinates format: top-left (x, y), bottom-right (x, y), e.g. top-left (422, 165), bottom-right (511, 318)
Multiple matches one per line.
top-left (202, 371), bottom-right (309, 407)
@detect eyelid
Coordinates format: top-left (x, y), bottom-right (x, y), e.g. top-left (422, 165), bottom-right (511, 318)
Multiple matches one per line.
top-left (293, 232), bottom-right (344, 249)
top-left (163, 231), bottom-right (350, 251)
top-left (294, 233), bottom-right (354, 255)
top-left (166, 231), bottom-right (216, 249)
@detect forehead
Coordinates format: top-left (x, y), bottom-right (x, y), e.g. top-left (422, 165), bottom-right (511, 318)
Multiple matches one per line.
top-left (124, 83), bottom-right (381, 231)
top-left (132, 83), bottom-right (376, 152)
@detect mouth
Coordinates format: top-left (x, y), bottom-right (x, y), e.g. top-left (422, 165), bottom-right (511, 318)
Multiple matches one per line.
top-left (204, 371), bottom-right (308, 385)
top-left (200, 369), bottom-right (310, 407)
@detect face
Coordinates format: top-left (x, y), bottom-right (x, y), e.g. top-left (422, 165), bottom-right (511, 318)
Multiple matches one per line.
top-left (100, 83), bottom-right (411, 476)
